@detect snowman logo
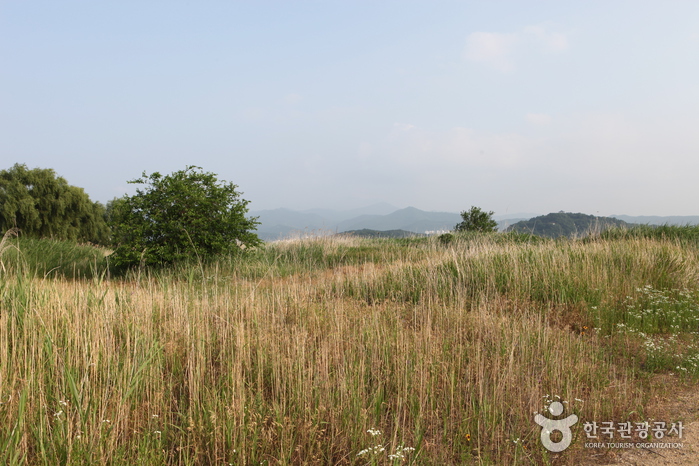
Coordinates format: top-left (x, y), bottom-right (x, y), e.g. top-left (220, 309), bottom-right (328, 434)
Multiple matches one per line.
top-left (534, 401), bottom-right (578, 452)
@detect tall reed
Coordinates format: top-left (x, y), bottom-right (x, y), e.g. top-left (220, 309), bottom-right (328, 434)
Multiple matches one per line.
top-left (0, 233), bottom-right (697, 464)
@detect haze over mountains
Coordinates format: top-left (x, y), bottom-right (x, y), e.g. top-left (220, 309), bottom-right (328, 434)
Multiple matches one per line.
top-left (610, 215), bottom-right (699, 226)
top-left (251, 205), bottom-right (699, 241)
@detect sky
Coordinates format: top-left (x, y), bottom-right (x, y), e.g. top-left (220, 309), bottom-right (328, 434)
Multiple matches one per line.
top-left (2, 1), bottom-right (698, 216)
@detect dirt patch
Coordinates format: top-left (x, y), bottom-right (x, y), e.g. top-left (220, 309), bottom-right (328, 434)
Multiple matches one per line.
top-left (575, 377), bottom-right (699, 465)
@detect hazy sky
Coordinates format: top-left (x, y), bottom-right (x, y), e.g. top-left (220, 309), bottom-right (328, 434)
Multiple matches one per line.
top-left (2, 1), bottom-right (698, 216)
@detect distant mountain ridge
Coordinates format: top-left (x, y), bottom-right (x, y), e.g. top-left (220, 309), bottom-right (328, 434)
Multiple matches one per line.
top-left (340, 229), bottom-right (426, 239)
top-left (336, 207), bottom-right (461, 233)
top-left (251, 206), bottom-right (463, 241)
top-left (611, 215), bottom-right (699, 226)
top-left (250, 206), bottom-right (699, 242)
top-left (302, 202), bottom-right (399, 222)
top-left (251, 206), bottom-right (537, 241)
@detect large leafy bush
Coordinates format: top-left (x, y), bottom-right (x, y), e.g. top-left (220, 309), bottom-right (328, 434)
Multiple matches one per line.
top-left (108, 166), bottom-right (260, 270)
top-left (454, 206), bottom-right (498, 233)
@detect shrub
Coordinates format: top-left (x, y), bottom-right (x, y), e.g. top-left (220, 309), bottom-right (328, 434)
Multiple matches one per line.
top-left (108, 166), bottom-right (261, 271)
top-left (438, 232), bottom-right (455, 245)
top-left (454, 206), bottom-right (498, 233)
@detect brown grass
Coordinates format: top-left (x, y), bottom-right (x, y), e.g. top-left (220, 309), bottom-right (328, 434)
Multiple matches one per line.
top-left (0, 234), bottom-right (697, 464)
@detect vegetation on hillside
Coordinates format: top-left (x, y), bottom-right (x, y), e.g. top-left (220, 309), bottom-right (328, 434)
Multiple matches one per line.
top-left (507, 211), bottom-right (632, 238)
top-left (1, 225), bottom-right (699, 464)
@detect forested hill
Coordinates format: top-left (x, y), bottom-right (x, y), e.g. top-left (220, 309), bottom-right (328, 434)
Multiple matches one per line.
top-left (506, 212), bottom-right (632, 238)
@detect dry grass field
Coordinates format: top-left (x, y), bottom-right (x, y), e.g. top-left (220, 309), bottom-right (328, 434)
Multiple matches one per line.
top-left (1, 229), bottom-right (699, 464)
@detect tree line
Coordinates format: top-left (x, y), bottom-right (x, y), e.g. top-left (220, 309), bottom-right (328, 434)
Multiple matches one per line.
top-left (1, 163), bottom-right (502, 272)
top-left (0, 164), bottom-right (260, 271)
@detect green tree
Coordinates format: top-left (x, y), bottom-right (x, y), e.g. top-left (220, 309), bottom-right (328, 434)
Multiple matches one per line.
top-left (455, 206), bottom-right (498, 233)
top-left (108, 166), bottom-right (261, 270)
top-left (0, 163), bottom-right (109, 244)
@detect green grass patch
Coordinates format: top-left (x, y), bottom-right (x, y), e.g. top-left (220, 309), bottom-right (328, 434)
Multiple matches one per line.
top-left (599, 224), bottom-right (699, 246)
top-left (0, 236), bottom-right (109, 279)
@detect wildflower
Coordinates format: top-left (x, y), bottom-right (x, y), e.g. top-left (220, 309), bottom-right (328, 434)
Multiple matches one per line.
top-left (357, 445), bottom-right (385, 456)
top-left (367, 428), bottom-right (381, 437)
top-left (388, 445), bottom-right (415, 460)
